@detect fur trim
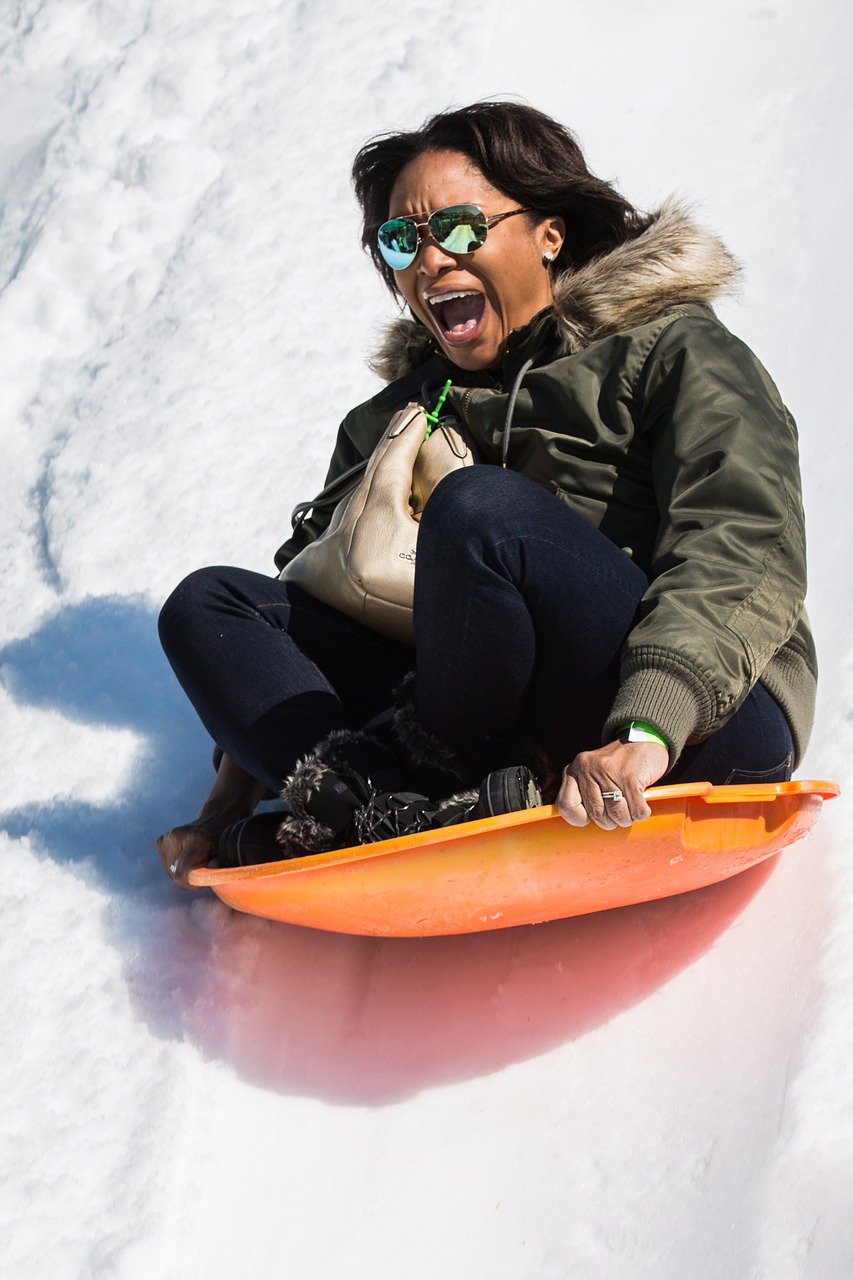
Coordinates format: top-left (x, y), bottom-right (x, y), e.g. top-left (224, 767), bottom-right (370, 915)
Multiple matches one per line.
top-left (435, 787), bottom-right (479, 812)
top-left (277, 730), bottom-right (367, 853)
top-left (281, 728), bottom-right (375, 789)
top-left (369, 317), bottom-right (435, 383)
top-left (551, 201), bottom-right (740, 354)
top-left (392, 672), bottom-right (469, 785)
top-left (276, 808), bottom-right (334, 854)
top-left (277, 747), bottom-right (338, 852)
top-left (277, 725), bottom-right (419, 852)
top-left (280, 756), bottom-right (329, 816)
top-left (369, 202), bottom-right (740, 379)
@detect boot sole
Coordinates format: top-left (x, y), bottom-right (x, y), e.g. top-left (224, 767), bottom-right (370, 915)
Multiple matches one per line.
top-left (477, 766), bottom-right (542, 818)
top-left (218, 811), bottom-right (298, 867)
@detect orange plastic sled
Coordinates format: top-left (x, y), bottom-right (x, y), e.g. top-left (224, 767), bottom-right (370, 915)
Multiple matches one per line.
top-left (188, 779), bottom-right (839, 937)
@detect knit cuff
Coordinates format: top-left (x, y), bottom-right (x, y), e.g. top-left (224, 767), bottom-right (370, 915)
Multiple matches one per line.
top-left (603, 662), bottom-right (714, 768)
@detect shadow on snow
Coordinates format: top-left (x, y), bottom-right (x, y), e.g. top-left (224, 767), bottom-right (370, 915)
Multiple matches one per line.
top-left (0, 595), bottom-right (774, 1105)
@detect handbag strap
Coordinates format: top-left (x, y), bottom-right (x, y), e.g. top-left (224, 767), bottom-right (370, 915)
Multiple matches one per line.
top-left (290, 458), bottom-right (368, 530)
top-left (290, 392), bottom-right (476, 531)
top-left (290, 403), bottom-right (429, 531)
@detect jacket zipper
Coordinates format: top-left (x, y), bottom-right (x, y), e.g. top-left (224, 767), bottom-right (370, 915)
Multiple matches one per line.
top-left (460, 386), bottom-right (477, 431)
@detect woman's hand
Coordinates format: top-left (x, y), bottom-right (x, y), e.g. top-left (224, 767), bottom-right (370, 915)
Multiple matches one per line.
top-left (556, 738), bottom-right (669, 830)
top-left (156, 754), bottom-right (267, 889)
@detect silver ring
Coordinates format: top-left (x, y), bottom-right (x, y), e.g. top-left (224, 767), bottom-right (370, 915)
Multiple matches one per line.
top-left (601, 790), bottom-right (624, 803)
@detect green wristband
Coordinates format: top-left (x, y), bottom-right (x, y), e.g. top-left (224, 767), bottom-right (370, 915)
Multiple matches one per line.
top-left (620, 720), bottom-right (669, 749)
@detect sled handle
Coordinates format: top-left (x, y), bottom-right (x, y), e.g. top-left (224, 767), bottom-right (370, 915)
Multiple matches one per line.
top-left (645, 779), bottom-right (840, 804)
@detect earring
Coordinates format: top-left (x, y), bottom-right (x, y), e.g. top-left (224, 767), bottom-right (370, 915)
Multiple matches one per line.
top-left (543, 250), bottom-right (554, 265)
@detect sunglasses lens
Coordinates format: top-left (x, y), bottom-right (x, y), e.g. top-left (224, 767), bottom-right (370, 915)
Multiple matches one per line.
top-left (430, 205), bottom-right (488, 255)
top-left (378, 217), bottom-right (418, 270)
top-left (377, 205), bottom-right (490, 270)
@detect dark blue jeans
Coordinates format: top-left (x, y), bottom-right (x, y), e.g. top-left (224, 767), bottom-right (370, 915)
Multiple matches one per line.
top-left (413, 468), bottom-right (793, 787)
top-left (158, 467), bottom-right (794, 793)
top-left (158, 568), bottom-right (414, 792)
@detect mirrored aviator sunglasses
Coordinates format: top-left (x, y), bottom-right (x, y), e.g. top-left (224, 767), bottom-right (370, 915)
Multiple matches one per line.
top-left (377, 203), bottom-right (530, 271)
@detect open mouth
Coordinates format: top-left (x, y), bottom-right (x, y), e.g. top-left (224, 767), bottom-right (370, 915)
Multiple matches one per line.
top-left (427, 290), bottom-right (486, 342)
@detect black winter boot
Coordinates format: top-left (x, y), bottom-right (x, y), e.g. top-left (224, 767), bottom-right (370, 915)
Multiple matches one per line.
top-left (215, 762), bottom-right (542, 868)
top-left (275, 727), bottom-right (409, 853)
top-left (215, 723), bottom-right (415, 867)
top-left (271, 674), bottom-right (479, 857)
top-left (344, 763), bottom-right (542, 845)
top-left (215, 675), bottom-right (546, 867)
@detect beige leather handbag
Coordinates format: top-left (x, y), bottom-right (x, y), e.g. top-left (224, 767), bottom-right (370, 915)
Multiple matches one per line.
top-left (279, 404), bottom-right (477, 643)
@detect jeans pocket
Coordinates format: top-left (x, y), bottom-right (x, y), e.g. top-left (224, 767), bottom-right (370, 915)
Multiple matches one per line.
top-left (724, 753), bottom-right (793, 786)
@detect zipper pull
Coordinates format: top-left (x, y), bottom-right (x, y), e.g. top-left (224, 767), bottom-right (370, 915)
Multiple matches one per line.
top-left (423, 378), bottom-right (452, 439)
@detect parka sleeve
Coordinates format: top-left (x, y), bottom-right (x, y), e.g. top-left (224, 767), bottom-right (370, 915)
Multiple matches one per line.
top-left (602, 314), bottom-right (807, 761)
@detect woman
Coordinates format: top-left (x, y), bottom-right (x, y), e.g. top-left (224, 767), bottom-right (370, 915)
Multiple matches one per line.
top-left (157, 101), bottom-right (815, 888)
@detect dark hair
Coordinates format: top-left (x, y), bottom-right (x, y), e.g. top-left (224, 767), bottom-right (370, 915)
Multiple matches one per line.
top-left (352, 100), bottom-right (648, 296)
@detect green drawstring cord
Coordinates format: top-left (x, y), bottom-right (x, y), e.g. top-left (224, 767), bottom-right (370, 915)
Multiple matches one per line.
top-left (423, 379), bottom-right (453, 438)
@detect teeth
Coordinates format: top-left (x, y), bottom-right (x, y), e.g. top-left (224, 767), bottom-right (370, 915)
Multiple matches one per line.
top-left (427, 290), bottom-right (479, 306)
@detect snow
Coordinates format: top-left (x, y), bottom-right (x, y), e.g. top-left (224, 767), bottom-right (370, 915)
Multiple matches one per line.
top-left (1, 0), bottom-right (851, 1276)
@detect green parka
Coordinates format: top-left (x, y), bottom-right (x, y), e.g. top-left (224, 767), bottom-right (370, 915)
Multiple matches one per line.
top-left (276, 204), bottom-right (816, 768)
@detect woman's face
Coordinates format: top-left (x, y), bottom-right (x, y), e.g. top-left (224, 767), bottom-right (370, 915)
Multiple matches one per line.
top-left (387, 149), bottom-right (564, 372)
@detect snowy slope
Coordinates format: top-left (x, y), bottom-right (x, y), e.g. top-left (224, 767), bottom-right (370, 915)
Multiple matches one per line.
top-left (1, 1), bottom-right (851, 1277)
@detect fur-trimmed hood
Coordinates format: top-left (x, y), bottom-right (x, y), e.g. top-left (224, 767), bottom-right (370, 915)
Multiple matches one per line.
top-left (370, 202), bottom-right (740, 383)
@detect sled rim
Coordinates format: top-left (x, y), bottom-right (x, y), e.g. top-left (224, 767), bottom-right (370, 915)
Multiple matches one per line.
top-left (188, 779), bottom-right (839, 887)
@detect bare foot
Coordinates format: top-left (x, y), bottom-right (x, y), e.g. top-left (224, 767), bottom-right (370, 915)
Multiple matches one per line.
top-left (157, 754), bottom-right (269, 888)
top-left (156, 808), bottom-right (238, 889)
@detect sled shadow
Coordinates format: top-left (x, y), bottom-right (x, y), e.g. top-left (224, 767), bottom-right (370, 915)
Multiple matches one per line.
top-left (0, 597), bottom-right (777, 1106)
top-left (163, 853), bottom-right (775, 1106)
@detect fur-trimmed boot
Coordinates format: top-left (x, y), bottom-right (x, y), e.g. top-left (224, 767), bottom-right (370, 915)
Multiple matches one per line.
top-left (216, 685), bottom-right (543, 866)
top-left (274, 714), bottom-right (542, 857)
top-left (215, 760), bottom-right (541, 868)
